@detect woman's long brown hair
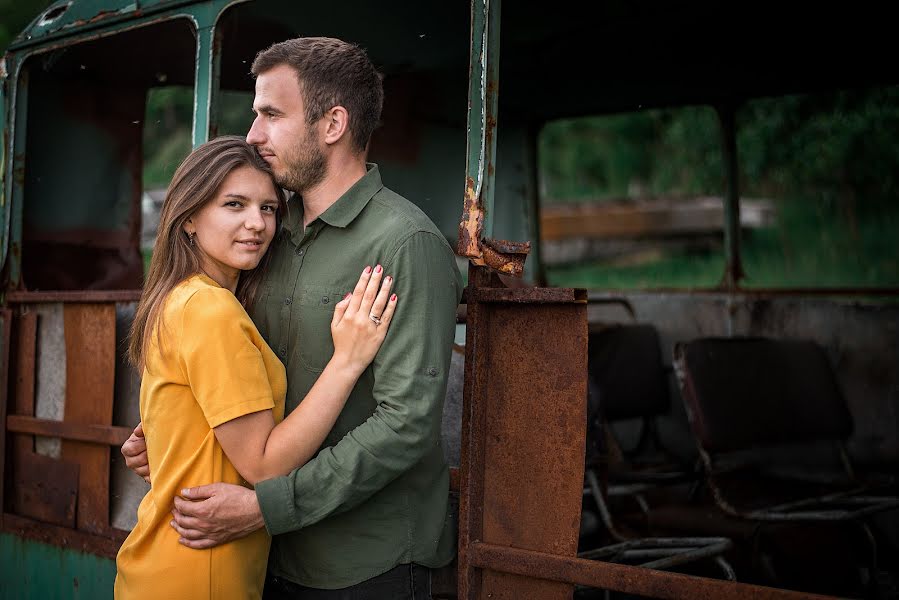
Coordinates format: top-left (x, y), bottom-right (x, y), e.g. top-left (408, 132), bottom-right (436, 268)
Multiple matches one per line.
top-left (128, 135), bottom-right (287, 369)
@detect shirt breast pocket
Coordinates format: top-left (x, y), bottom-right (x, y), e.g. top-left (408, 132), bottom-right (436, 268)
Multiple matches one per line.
top-left (297, 284), bottom-right (346, 373)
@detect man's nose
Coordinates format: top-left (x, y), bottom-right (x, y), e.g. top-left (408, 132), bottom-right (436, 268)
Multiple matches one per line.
top-left (246, 117), bottom-right (265, 145)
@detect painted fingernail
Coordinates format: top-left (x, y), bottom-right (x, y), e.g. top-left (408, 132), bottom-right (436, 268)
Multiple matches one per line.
top-left (385, 276), bottom-right (392, 283)
top-left (170, 520), bottom-right (176, 527)
top-left (375, 264), bottom-right (382, 273)
top-left (344, 292), bottom-right (352, 300)
top-left (364, 265), bottom-right (371, 274)
top-left (391, 294), bottom-right (397, 301)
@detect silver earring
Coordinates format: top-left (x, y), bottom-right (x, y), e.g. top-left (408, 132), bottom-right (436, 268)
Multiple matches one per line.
top-left (189, 232), bottom-right (195, 246)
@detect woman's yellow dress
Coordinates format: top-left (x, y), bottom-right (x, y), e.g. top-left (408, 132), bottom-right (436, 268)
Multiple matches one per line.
top-left (115, 274), bottom-right (286, 600)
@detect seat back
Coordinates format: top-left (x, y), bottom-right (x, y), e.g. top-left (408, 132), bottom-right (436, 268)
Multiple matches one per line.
top-left (675, 337), bottom-right (852, 455)
top-left (588, 324), bottom-right (670, 422)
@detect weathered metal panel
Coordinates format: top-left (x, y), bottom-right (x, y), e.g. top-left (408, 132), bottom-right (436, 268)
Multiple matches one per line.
top-left (458, 265), bottom-right (588, 600)
top-left (34, 303), bottom-right (66, 458)
top-left (10, 0), bottom-right (230, 51)
top-left (110, 301), bottom-right (147, 532)
top-left (0, 532), bottom-right (116, 599)
top-left (11, 451), bottom-right (79, 528)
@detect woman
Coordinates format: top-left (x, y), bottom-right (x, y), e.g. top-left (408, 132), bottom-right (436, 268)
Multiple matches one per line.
top-left (114, 136), bottom-right (395, 599)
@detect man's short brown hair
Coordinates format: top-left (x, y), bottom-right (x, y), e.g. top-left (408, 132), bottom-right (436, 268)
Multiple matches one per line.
top-left (251, 37), bottom-right (383, 153)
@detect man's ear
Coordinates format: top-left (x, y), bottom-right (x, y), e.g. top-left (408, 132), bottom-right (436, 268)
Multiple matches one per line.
top-left (322, 106), bottom-right (350, 146)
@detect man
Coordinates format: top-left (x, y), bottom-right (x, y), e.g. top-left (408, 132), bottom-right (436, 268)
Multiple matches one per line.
top-left (122, 37), bottom-right (461, 599)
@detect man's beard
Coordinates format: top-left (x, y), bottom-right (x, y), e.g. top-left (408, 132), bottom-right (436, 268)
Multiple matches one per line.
top-left (278, 131), bottom-right (327, 194)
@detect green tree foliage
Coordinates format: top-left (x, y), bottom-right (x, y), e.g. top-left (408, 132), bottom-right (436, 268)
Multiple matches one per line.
top-left (540, 86), bottom-right (899, 288)
top-left (540, 86), bottom-right (899, 210)
top-left (142, 87), bottom-right (194, 189)
top-left (142, 87), bottom-right (255, 189)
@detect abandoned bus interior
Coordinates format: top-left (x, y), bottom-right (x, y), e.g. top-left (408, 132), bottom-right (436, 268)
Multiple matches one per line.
top-left (1, 0), bottom-right (897, 598)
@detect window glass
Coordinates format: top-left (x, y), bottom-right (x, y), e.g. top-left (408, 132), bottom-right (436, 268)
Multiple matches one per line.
top-left (539, 107), bottom-right (726, 289)
top-left (737, 87), bottom-right (899, 288)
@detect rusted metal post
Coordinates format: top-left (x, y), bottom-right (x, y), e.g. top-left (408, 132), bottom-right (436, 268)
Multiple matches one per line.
top-left (458, 0), bottom-right (531, 276)
top-left (0, 308), bottom-right (11, 528)
top-left (7, 62), bottom-right (27, 288)
top-left (458, 265), bottom-right (589, 600)
top-left (716, 103), bottom-right (744, 289)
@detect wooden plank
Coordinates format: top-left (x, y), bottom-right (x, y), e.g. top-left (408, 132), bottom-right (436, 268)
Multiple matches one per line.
top-left (61, 303), bottom-right (117, 535)
top-left (539, 197), bottom-right (775, 241)
top-left (13, 311), bottom-right (37, 456)
top-left (0, 309), bottom-right (11, 526)
top-left (11, 451), bottom-right (78, 528)
top-left (7, 415), bottom-right (131, 446)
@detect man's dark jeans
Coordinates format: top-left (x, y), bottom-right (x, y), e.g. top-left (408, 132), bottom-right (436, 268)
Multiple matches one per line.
top-left (263, 564), bottom-right (431, 599)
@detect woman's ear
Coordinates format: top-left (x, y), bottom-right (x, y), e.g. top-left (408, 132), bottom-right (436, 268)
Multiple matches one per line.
top-left (182, 218), bottom-right (194, 235)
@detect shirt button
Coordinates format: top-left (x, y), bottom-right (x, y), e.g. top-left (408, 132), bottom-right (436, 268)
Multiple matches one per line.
top-left (321, 296), bottom-right (330, 304)
top-left (279, 347), bottom-right (287, 357)
top-left (427, 367), bottom-right (438, 377)
top-left (296, 247), bottom-right (305, 256)
top-left (284, 297), bottom-right (292, 306)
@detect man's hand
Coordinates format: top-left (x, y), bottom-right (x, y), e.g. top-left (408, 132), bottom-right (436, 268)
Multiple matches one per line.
top-left (121, 422), bottom-right (151, 484)
top-left (171, 483), bottom-right (265, 549)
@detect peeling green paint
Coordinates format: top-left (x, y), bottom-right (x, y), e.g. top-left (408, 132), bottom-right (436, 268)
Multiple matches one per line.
top-left (0, 533), bottom-right (116, 600)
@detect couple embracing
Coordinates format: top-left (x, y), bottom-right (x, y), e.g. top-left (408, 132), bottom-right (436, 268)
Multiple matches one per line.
top-left (115, 36), bottom-right (461, 600)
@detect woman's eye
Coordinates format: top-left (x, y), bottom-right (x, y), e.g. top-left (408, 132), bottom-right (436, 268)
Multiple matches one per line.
top-left (262, 204), bottom-right (277, 213)
top-left (225, 200), bottom-right (242, 208)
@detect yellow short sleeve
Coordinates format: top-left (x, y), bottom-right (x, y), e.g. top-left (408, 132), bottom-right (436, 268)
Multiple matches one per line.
top-left (179, 287), bottom-right (275, 428)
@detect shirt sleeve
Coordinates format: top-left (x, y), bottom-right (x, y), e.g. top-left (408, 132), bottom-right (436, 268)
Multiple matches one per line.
top-left (255, 231), bottom-right (462, 534)
top-left (180, 287), bottom-right (276, 428)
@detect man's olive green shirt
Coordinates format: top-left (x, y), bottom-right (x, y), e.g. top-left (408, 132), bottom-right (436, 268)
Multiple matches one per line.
top-left (251, 165), bottom-right (462, 589)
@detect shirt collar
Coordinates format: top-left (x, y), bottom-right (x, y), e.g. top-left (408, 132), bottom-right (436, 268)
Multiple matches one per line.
top-left (283, 163), bottom-right (383, 235)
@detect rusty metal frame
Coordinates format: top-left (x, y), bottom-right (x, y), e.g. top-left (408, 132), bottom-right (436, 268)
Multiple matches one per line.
top-left (458, 265), bottom-right (840, 600)
top-left (455, 2), bottom-right (850, 598)
top-left (2, 512), bottom-right (126, 560)
top-left (456, 0), bottom-right (531, 277)
top-left (466, 543), bottom-right (838, 600)
top-left (6, 290), bottom-right (142, 303)
top-left (456, 266), bottom-right (835, 599)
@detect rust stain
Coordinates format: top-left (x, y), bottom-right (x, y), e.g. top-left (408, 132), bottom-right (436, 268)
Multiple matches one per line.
top-left (482, 238), bottom-right (530, 256)
top-left (456, 180), bottom-right (532, 275)
top-left (481, 244), bottom-right (524, 276)
top-left (457, 176), bottom-right (484, 260)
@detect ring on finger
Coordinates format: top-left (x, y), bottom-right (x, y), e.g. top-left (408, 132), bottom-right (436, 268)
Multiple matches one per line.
top-left (369, 314), bottom-right (382, 326)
